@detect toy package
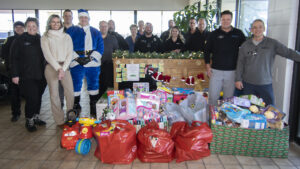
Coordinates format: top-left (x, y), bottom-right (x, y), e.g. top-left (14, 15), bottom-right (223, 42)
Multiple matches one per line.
top-left (262, 105), bottom-right (286, 130)
top-left (220, 102), bottom-right (251, 123)
top-left (173, 94), bottom-right (188, 104)
top-left (172, 88), bottom-right (194, 95)
top-left (107, 90), bottom-right (125, 115)
top-left (152, 86), bottom-right (173, 105)
top-left (128, 115), bottom-right (168, 132)
top-left (117, 98), bottom-right (136, 120)
top-left (136, 93), bottom-right (160, 120)
top-left (133, 82), bottom-right (149, 94)
top-left (240, 95), bottom-right (265, 107)
top-left (222, 96), bottom-right (251, 108)
top-left (240, 114), bottom-right (267, 129)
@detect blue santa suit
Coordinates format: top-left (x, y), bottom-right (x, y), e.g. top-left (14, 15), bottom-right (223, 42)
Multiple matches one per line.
top-left (66, 25), bottom-right (104, 96)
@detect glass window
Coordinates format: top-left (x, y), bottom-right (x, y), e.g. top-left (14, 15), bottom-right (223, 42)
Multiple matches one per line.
top-left (111, 11), bottom-right (134, 38)
top-left (238, 0), bottom-right (268, 36)
top-left (14, 10), bottom-right (35, 23)
top-left (89, 11), bottom-right (111, 30)
top-left (162, 11), bottom-right (176, 32)
top-left (137, 11), bottom-right (162, 36)
top-left (221, 0), bottom-right (236, 26)
top-left (0, 10), bottom-right (13, 39)
top-left (39, 10), bottom-right (61, 35)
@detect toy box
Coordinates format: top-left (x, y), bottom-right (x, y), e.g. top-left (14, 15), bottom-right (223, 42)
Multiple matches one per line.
top-left (133, 82), bottom-right (149, 94)
top-left (128, 115), bottom-right (168, 133)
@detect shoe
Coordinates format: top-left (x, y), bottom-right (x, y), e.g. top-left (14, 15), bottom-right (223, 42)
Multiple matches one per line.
top-left (73, 96), bottom-right (82, 113)
top-left (26, 118), bottom-right (37, 132)
top-left (89, 95), bottom-right (98, 119)
top-left (33, 115), bottom-right (46, 126)
top-left (11, 114), bottom-right (20, 122)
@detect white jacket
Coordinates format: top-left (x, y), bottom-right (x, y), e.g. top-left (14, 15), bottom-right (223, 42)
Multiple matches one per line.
top-left (41, 28), bottom-right (73, 71)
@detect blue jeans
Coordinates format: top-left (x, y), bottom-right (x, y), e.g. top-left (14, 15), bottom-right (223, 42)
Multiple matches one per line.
top-left (243, 81), bottom-right (274, 106)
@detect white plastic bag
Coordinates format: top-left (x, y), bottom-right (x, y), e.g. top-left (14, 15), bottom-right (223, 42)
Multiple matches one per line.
top-left (164, 103), bottom-right (185, 125)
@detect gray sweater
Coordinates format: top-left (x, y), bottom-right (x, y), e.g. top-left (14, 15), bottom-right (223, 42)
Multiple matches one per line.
top-left (236, 37), bottom-right (300, 85)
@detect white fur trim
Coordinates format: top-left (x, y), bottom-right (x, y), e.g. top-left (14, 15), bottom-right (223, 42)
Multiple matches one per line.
top-left (88, 89), bottom-right (99, 95)
top-left (74, 91), bottom-right (81, 96)
top-left (84, 60), bottom-right (101, 67)
top-left (78, 12), bottom-right (89, 18)
top-left (72, 51), bottom-right (79, 60)
top-left (69, 60), bottom-right (79, 68)
top-left (90, 51), bottom-right (102, 62)
top-left (83, 26), bottom-right (93, 51)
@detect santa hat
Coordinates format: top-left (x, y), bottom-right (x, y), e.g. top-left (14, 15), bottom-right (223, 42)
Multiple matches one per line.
top-left (185, 76), bottom-right (195, 85)
top-left (145, 65), bottom-right (154, 75)
top-left (181, 77), bottom-right (185, 82)
top-left (152, 72), bottom-right (164, 81)
top-left (163, 75), bottom-right (171, 84)
top-left (78, 9), bottom-right (90, 18)
top-left (197, 73), bottom-right (205, 81)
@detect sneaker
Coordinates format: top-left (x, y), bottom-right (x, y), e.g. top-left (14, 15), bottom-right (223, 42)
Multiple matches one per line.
top-left (11, 114), bottom-right (20, 122)
top-left (25, 118), bottom-right (37, 132)
top-left (33, 115), bottom-right (46, 126)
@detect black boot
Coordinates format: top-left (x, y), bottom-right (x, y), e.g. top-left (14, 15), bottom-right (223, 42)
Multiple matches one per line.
top-left (26, 118), bottom-right (37, 132)
top-left (73, 96), bottom-right (81, 113)
top-left (11, 112), bottom-right (20, 122)
top-left (33, 114), bottom-right (46, 126)
top-left (89, 95), bottom-right (98, 119)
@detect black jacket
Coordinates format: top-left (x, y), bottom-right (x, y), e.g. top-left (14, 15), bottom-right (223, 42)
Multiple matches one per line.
top-left (102, 34), bottom-right (119, 63)
top-left (160, 29), bottom-right (171, 43)
top-left (134, 34), bottom-right (162, 53)
top-left (10, 33), bottom-right (46, 80)
top-left (163, 37), bottom-right (184, 53)
top-left (185, 28), bottom-right (210, 52)
top-left (204, 27), bottom-right (246, 70)
top-left (108, 31), bottom-right (129, 51)
top-left (1, 34), bottom-right (20, 71)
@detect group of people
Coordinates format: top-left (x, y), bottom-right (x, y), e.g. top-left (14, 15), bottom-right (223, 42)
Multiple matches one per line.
top-left (1, 9), bottom-right (300, 132)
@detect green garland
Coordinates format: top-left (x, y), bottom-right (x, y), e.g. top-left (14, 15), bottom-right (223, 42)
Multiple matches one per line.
top-left (112, 50), bottom-right (204, 59)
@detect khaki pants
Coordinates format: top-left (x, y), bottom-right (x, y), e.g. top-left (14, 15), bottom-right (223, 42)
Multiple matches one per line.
top-left (45, 64), bottom-right (74, 125)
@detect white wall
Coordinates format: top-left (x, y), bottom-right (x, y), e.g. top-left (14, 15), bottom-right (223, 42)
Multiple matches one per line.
top-left (267, 0), bottom-right (299, 122)
top-left (0, 0), bottom-right (188, 10)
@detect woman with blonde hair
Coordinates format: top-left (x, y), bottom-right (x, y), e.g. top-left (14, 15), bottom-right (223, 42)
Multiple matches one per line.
top-left (163, 26), bottom-right (185, 53)
top-left (41, 14), bottom-right (74, 128)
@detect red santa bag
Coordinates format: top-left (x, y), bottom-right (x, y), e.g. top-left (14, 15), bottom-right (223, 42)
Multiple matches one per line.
top-left (93, 120), bottom-right (137, 164)
top-left (170, 121), bottom-right (213, 163)
top-left (137, 121), bottom-right (174, 163)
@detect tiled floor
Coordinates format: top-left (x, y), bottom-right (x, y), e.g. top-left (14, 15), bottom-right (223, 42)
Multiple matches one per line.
top-left (0, 87), bottom-right (300, 169)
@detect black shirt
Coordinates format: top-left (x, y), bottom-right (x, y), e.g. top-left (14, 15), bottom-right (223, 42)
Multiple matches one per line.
top-left (185, 28), bottom-right (210, 52)
top-left (204, 27), bottom-right (246, 70)
top-left (102, 34), bottom-right (119, 63)
top-left (163, 37), bottom-right (184, 53)
top-left (134, 34), bottom-right (162, 53)
top-left (160, 29), bottom-right (171, 42)
top-left (10, 33), bottom-right (46, 80)
top-left (108, 31), bottom-right (129, 51)
top-left (1, 34), bottom-right (20, 71)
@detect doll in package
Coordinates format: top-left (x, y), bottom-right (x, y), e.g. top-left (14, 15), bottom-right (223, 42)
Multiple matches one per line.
top-left (136, 93), bottom-right (160, 120)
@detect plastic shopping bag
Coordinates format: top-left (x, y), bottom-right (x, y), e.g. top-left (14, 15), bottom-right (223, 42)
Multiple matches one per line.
top-left (93, 120), bottom-right (137, 164)
top-left (137, 121), bottom-right (174, 163)
top-left (170, 121), bottom-right (213, 163)
top-left (164, 103), bottom-right (185, 125)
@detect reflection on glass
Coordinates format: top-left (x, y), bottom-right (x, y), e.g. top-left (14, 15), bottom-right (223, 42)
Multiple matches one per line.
top-left (238, 0), bottom-right (268, 35)
top-left (137, 11), bottom-right (162, 36)
top-left (162, 11), bottom-right (176, 32)
top-left (89, 11), bottom-right (111, 30)
top-left (14, 10), bottom-right (35, 23)
top-left (0, 10), bottom-right (13, 39)
top-left (111, 11), bottom-right (134, 38)
top-left (39, 10), bottom-right (61, 35)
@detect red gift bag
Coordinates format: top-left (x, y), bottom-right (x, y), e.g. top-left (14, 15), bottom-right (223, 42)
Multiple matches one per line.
top-left (93, 120), bottom-right (137, 164)
top-left (137, 121), bottom-right (174, 163)
top-left (171, 121), bottom-right (213, 163)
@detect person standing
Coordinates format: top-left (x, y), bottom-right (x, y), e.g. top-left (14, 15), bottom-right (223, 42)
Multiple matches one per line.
top-left (184, 18), bottom-right (200, 52)
top-left (204, 10), bottom-right (246, 106)
top-left (10, 17), bottom-right (47, 132)
top-left (197, 18), bottom-right (210, 52)
top-left (125, 24), bottom-right (138, 53)
top-left (41, 15), bottom-right (74, 127)
top-left (63, 9), bottom-right (73, 31)
top-left (160, 19), bottom-right (175, 43)
top-left (1, 21), bottom-right (25, 122)
top-left (235, 19), bottom-right (300, 105)
top-left (66, 9), bottom-right (104, 118)
top-left (108, 20), bottom-right (129, 50)
top-left (98, 21), bottom-right (119, 99)
top-left (134, 22), bottom-right (162, 53)
top-left (163, 26), bottom-right (185, 53)
top-left (137, 20), bottom-right (144, 38)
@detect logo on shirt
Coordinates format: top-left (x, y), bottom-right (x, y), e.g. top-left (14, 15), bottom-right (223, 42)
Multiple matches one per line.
top-left (217, 35), bottom-right (224, 39)
top-left (24, 42), bottom-right (31, 46)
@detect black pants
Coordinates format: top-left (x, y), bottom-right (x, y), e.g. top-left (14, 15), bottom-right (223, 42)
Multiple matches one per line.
top-left (98, 61), bottom-right (113, 98)
top-left (19, 79), bottom-right (46, 118)
top-left (9, 82), bottom-right (21, 116)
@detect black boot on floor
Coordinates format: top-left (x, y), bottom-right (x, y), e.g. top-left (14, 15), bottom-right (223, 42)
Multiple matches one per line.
top-left (26, 118), bottom-right (37, 132)
top-left (89, 95), bottom-right (98, 119)
top-left (11, 113), bottom-right (20, 122)
top-left (73, 96), bottom-right (81, 114)
top-left (33, 114), bottom-right (46, 126)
